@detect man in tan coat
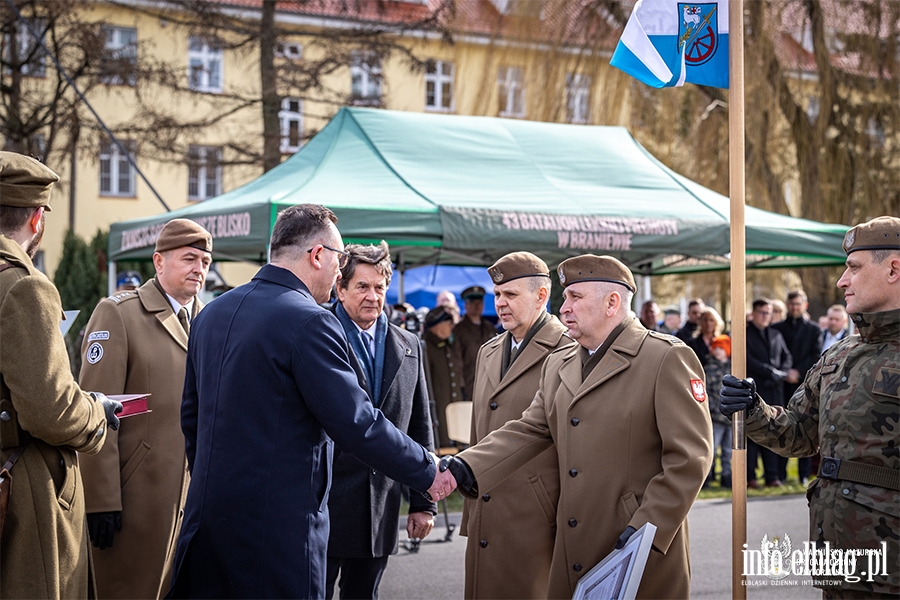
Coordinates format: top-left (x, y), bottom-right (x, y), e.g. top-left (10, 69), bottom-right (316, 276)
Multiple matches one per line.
top-left (78, 218), bottom-right (212, 599)
top-left (460, 252), bottom-right (573, 599)
top-left (0, 151), bottom-right (121, 599)
top-left (446, 255), bottom-right (713, 600)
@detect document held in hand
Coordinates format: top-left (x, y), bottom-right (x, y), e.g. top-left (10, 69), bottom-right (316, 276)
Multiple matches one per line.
top-left (109, 394), bottom-right (151, 418)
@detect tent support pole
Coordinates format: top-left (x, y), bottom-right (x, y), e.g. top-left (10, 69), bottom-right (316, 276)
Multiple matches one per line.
top-left (397, 250), bottom-right (405, 304)
top-left (729, 1), bottom-right (748, 598)
top-left (108, 260), bottom-right (116, 297)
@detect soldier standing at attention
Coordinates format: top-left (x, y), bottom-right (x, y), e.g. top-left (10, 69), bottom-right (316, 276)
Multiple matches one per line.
top-left (721, 216), bottom-right (900, 599)
top-left (460, 252), bottom-right (573, 599)
top-left (79, 219), bottom-right (212, 599)
top-left (453, 285), bottom-right (497, 400)
top-left (0, 151), bottom-right (121, 598)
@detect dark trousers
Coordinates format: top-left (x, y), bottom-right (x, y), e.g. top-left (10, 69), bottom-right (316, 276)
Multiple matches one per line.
top-left (797, 456), bottom-right (812, 480)
top-left (747, 440), bottom-right (782, 483)
top-left (326, 555), bottom-right (390, 600)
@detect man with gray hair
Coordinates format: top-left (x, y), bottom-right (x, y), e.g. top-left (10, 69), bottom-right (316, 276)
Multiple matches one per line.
top-left (168, 204), bottom-right (454, 598)
top-left (325, 241), bottom-right (436, 599)
top-left (461, 251), bottom-right (573, 599)
top-left (443, 254), bottom-right (712, 599)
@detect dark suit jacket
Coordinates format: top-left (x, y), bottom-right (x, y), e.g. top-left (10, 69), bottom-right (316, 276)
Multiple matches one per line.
top-left (772, 316), bottom-right (823, 402)
top-left (169, 265), bottom-right (436, 599)
top-left (746, 323), bottom-right (792, 407)
top-left (327, 308), bottom-right (436, 558)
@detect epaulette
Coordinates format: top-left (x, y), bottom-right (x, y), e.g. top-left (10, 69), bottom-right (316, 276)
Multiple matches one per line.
top-left (107, 290), bottom-right (138, 305)
top-left (648, 330), bottom-right (682, 345)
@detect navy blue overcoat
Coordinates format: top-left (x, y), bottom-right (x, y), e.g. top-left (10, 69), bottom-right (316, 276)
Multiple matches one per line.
top-left (168, 265), bottom-right (436, 598)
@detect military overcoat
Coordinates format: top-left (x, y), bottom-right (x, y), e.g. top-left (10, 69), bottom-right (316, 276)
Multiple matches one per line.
top-left (746, 309), bottom-right (899, 597)
top-left (0, 235), bottom-right (109, 599)
top-left (460, 315), bottom-right (572, 599)
top-left (78, 279), bottom-right (200, 599)
top-left (459, 318), bottom-right (713, 600)
top-left (453, 317), bottom-right (498, 401)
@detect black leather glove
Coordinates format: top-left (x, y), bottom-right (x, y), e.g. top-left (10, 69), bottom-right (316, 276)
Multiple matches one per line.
top-left (441, 456), bottom-right (478, 498)
top-left (719, 375), bottom-right (758, 417)
top-left (87, 511), bottom-right (122, 550)
top-left (91, 392), bottom-right (123, 431)
top-left (615, 525), bottom-right (637, 550)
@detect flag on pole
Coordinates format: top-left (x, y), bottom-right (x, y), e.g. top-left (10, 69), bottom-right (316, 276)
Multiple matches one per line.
top-left (610, 0), bottom-right (729, 88)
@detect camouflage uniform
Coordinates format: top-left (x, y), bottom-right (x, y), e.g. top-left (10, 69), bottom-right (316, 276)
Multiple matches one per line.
top-left (745, 309), bottom-right (899, 597)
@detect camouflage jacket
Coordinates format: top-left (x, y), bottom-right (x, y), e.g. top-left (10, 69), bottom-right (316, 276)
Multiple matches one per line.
top-left (746, 309), bottom-right (899, 596)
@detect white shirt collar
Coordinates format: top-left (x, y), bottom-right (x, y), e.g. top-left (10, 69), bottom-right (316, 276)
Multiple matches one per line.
top-left (166, 294), bottom-right (194, 318)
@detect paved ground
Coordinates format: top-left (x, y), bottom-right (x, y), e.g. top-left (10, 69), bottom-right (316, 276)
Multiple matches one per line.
top-left (378, 494), bottom-right (820, 599)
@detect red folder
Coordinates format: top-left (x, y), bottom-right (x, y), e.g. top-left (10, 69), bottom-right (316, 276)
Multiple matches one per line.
top-left (108, 394), bottom-right (151, 418)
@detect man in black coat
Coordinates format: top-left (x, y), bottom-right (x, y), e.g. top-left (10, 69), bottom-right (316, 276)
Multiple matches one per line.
top-left (772, 290), bottom-right (822, 484)
top-left (745, 298), bottom-right (792, 487)
top-left (326, 242), bottom-right (437, 599)
top-left (168, 205), bottom-right (454, 599)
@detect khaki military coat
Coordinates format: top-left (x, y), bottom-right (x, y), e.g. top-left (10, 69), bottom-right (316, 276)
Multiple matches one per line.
top-left (78, 279), bottom-right (200, 599)
top-left (460, 315), bottom-right (573, 599)
top-left (459, 318), bottom-right (713, 600)
top-left (453, 317), bottom-right (498, 401)
top-left (0, 235), bottom-right (109, 599)
top-left (424, 331), bottom-right (464, 447)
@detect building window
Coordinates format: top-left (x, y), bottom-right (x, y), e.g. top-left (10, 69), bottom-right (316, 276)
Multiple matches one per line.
top-left (188, 145), bottom-right (222, 201)
top-left (425, 60), bottom-right (454, 111)
top-left (4, 18), bottom-right (46, 77)
top-left (350, 53), bottom-right (382, 106)
top-left (188, 37), bottom-right (222, 93)
top-left (497, 66), bottom-right (525, 118)
top-left (275, 42), bottom-right (302, 60)
top-left (99, 139), bottom-right (136, 197)
top-left (280, 98), bottom-right (303, 153)
top-left (565, 74), bottom-right (591, 124)
top-left (101, 26), bottom-right (138, 85)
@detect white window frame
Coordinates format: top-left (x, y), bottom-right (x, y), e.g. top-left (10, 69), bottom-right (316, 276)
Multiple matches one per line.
top-left (279, 98), bottom-right (303, 153)
top-left (425, 60), bottom-right (454, 112)
top-left (188, 37), bottom-right (223, 93)
top-left (99, 139), bottom-right (136, 197)
top-left (5, 18), bottom-right (46, 77)
top-left (188, 145), bottom-right (222, 201)
top-left (275, 42), bottom-right (302, 60)
top-left (350, 52), bottom-right (382, 106)
top-left (101, 26), bottom-right (138, 86)
top-left (565, 73), bottom-right (591, 124)
top-left (497, 66), bottom-right (525, 118)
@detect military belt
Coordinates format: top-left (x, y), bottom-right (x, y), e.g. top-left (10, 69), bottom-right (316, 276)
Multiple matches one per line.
top-left (819, 457), bottom-right (900, 491)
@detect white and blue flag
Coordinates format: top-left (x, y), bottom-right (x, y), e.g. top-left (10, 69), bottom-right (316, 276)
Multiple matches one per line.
top-left (610, 0), bottom-right (729, 89)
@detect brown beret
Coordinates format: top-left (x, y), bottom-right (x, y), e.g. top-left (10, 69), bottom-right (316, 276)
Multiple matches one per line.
top-left (154, 218), bottom-right (213, 254)
top-left (488, 251), bottom-right (551, 284)
top-left (557, 254), bottom-right (636, 293)
top-left (461, 286), bottom-right (486, 300)
top-left (843, 216), bottom-right (900, 254)
top-left (0, 151), bottom-right (59, 211)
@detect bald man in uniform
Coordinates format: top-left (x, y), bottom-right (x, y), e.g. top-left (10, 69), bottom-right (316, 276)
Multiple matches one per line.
top-left (444, 254), bottom-right (713, 599)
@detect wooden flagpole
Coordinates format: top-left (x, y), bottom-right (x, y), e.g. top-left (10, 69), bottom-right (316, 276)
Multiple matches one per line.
top-left (728, 1), bottom-right (748, 598)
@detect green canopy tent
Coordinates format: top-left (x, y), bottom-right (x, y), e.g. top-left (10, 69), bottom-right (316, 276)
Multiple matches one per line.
top-left (109, 107), bottom-right (848, 280)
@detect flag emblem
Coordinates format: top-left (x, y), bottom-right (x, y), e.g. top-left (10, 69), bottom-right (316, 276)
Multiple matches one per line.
top-left (678, 4), bottom-right (720, 66)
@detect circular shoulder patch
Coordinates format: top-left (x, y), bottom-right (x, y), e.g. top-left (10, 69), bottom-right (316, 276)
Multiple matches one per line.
top-left (86, 342), bottom-right (104, 364)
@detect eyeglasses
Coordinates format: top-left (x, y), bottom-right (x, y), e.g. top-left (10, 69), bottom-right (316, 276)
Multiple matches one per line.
top-left (308, 245), bottom-right (350, 268)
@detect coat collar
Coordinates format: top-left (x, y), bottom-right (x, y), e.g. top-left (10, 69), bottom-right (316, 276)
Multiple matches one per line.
top-left (560, 317), bottom-right (646, 402)
top-left (139, 279), bottom-right (189, 351)
top-left (253, 263), bottom-right (314, 298)
top-left (488, 315), bottom-right (567, 397)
